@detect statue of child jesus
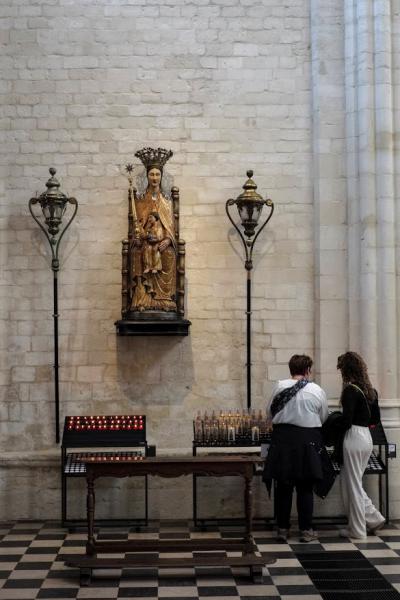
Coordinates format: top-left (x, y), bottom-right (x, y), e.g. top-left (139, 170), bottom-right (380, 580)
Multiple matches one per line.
top-left (142, 212), bottom-right (163, 274)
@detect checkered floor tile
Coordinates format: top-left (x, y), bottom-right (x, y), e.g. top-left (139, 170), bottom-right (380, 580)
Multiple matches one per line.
top-left (0, 520), bottom-right (399, 599)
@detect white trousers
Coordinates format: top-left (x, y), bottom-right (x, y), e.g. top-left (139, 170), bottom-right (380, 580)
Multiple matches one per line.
top-left (340, 425), bottom-right (384, 538)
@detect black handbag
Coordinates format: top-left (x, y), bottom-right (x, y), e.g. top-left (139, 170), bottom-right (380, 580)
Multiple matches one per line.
top-left (322, 410), bottom-right (345, 465)
top-left (313, 445), bottom-right (337, 499)
top-left (322, 411), bottom-right (343, 446)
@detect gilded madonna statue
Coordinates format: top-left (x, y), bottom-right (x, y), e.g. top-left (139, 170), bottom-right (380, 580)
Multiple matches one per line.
top-left (117, 147), bottom-right (189, 334)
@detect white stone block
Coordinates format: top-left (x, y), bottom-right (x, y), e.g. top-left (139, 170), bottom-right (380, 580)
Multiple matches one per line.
top-left (11, 367), bottom-right (36, 383)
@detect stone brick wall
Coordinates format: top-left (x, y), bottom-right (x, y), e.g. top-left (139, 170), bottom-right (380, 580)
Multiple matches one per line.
top-left (1, 0), bottom-right (399, 520)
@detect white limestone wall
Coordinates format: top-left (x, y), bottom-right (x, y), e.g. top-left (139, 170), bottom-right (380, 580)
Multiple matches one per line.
top-left (0, 0), bottom-right (399, 521)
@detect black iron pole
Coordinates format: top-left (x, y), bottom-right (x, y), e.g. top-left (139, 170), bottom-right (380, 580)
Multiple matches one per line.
top-left (53, 267), bottom-right (60, 444)
top-left (29, 169), bottom-right (78, 445)
top-left (246, 270), bottom-right (252, 411)
top-left (225, 176), bottom-right (274, 415)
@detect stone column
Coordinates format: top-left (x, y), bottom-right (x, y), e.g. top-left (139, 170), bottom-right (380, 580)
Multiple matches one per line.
top-left (374, 0), bottom-right (397, 399)
top-left (394, 3), bottom-right (400, 409)
top-left (345, 0), bottom-right (398, 402)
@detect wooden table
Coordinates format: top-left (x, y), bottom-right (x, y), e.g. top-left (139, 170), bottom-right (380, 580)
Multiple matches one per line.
top-left (65, 455), bottom-right (274, 585)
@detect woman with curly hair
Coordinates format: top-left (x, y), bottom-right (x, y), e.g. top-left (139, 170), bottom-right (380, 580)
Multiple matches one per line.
top-left (337, 351), bottom-right (385, 539)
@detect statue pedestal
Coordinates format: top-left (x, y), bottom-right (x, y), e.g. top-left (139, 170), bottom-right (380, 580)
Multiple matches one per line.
top-left (115, 317), bottom-right (191, 336)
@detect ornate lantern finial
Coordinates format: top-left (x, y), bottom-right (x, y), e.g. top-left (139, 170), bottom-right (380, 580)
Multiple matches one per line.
top-left (32, 168), bottom-right (71, 237)
top-left (233, 170), bottom-right (268, 238)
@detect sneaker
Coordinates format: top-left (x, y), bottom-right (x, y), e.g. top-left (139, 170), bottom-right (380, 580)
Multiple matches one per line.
top-left (276, 528), bottom-right (289, 542)
top-left (339, 528), bottom-right (366, 539)
top-left (300, 529), bottom-right (318, 543)
top-left (367, 516), bottom-right (385, 535)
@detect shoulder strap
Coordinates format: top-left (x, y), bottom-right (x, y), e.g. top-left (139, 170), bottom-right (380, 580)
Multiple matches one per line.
top-left (348, 383), bottom-right (364, 396)
top-left (348, 383), bottom-right (371, 416)
top-left (270, 378), bottom-right (308, 418)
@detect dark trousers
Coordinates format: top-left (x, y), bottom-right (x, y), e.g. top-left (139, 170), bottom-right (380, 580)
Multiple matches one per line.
top-left (276, 480), bottom-right (314, 531)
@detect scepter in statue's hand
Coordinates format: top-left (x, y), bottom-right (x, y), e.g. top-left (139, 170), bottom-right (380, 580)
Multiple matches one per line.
top-left (125, 163), bottom-right (141, 242)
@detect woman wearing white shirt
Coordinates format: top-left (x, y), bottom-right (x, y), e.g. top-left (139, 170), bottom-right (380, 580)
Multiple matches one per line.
top-left (264, 354), bottom-right (329, 542)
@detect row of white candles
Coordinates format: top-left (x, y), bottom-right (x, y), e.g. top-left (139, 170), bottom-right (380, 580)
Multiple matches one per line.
top-left (193, 410), bottom-right (271, 443)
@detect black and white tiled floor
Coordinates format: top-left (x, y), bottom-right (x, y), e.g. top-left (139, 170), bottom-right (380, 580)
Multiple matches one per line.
top-left (1, 520), bottom-right (400, 599)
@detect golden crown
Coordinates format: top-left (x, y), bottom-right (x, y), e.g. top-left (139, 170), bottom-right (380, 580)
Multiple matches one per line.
top-left (134, 147), bottom-right (173, 171)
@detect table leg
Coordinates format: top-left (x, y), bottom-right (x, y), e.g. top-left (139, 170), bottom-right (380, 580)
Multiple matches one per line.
top-left (250, 564), bottom-right (263, 583)
top-left (244, 473), bottom-right (255, 555)
top-left (86, 474), bottom-right (96, 556)
top-left (80, 567), bottom-right (92, 586)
